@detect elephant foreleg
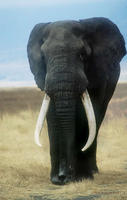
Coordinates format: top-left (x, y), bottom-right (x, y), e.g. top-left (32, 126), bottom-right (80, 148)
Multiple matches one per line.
top-left (76, 138), bottom-right (98, 180)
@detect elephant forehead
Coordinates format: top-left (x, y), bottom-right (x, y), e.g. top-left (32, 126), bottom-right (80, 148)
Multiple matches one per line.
top-left (51, 27), bottom-right (73, 40)
top-left (42, 37), bottom-right (84, 55)
top-left (41, 21), bottom-right (84, 54)
top-left (42, 30), bottom-right (84, 52)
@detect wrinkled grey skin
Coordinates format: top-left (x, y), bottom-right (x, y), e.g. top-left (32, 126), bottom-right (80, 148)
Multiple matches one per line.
top-left (27, 17), bottom-right (126, 185)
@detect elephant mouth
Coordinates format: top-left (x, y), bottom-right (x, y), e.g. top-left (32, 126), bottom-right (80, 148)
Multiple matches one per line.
top-left (34, 90), bottom-right (96, 152)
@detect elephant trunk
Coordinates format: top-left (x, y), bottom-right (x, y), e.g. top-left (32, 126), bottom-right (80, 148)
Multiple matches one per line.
top-left (55, 96), bottom-right (76, 180)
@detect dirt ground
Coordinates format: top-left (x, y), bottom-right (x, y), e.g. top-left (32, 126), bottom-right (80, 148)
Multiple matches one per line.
top-left (0, 83), bottom-right (127, 200)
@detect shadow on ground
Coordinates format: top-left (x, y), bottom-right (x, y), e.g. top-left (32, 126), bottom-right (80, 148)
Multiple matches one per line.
top-left (16, 191), bottom-right (125, 200)
top-left (16, 194), bottom-right (101, 200)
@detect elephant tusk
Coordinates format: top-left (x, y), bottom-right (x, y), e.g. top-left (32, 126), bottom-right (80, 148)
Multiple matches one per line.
top-left (81, 90), bottom-right (96, 151)
top-left (34, 93), bottom-right (50, 147)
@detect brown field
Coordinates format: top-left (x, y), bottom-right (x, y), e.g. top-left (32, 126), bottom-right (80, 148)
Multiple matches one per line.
top-left (0, 83), bottom-right (127, 200)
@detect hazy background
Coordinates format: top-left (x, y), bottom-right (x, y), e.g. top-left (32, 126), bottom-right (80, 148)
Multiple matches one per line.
top-left (0, 0), bottom-right (127, 87)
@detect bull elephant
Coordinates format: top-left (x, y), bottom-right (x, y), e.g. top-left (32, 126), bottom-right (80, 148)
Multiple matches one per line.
top-left (27, 17), bottom-right (126, 185)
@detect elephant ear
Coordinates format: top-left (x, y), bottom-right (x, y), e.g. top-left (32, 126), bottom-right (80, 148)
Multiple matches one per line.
top-left (80, 17), bottom-right (126, 88)
top-left (27, 23), bottom-right (49, 90)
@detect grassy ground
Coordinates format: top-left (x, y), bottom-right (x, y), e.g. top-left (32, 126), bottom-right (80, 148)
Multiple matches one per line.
top-left (0, 84), bottom-right (127, 200)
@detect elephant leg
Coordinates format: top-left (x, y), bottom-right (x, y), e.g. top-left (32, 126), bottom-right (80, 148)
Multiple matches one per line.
top-left (75, 98), bottom-right (98, 180)
top-left (85, 138), bottom-right (99, 174)
top-left (80, 80), bottom-right (118, 180)
top-left (76, 138), bottom-right (98, 180)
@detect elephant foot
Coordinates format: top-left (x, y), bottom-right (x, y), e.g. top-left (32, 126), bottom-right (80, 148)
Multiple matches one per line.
top-left (75, 169), bottom-right (94, 182)
top-left (51, 175), bottom-right (73, 185)
top-left (75, 165), bottom-right (99, 181)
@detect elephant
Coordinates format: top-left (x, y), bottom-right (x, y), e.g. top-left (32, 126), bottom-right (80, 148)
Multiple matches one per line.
top-left (27, 17), bottom-right (126, 185)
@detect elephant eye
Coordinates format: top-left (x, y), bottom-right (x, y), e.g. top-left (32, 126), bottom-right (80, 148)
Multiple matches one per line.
top-left (79, 51), bottom-right (87, 62)
top-left (80, 54), bottom-right (84, 61)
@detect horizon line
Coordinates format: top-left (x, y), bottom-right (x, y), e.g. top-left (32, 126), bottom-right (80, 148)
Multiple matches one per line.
top-left (0, 80), bottom-right (126, 89)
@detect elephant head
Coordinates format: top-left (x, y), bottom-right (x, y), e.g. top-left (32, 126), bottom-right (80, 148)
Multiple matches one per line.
top-left (27, 17), bottom-right (126, 185)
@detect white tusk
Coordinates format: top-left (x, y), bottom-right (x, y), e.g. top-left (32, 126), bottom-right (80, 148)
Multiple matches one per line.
top-left (34, 93), bottom-right (50, 147)
top-left (81, 90), bottom-right (96, 151)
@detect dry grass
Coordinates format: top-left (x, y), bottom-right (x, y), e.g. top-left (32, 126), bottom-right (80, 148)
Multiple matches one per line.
top-left (0, 84), bottom-right (127, 200)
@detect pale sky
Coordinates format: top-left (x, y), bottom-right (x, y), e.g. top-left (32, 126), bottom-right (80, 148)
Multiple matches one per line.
top-left (0, 0), bottom-right (126, 86)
